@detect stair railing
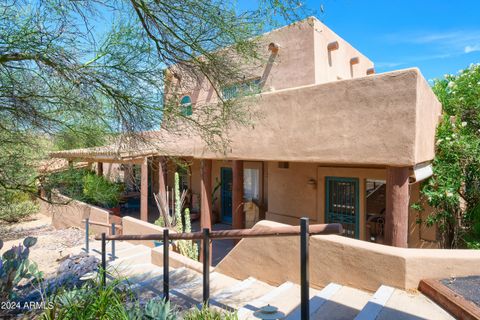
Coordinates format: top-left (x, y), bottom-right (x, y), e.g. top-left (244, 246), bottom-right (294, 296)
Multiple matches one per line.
top-left (95, 218), bottom-right (342, 320)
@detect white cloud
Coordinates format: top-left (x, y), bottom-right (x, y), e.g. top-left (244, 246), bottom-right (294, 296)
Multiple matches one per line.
top-left (465, 44), bottom-right (480, 53)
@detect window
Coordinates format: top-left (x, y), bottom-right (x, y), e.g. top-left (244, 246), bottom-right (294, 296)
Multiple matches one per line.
top-left (180, 96), bottom-right (193, 116)
top-left (244, 168), bottom-right (260, 201)
top-left (221, 78), bottom-right (261, 100)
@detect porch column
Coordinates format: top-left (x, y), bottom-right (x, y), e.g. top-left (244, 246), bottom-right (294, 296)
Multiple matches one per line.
top-left (232, 160), bottom-right (245, 229)
top-left (385, 166), bottom-right (410, 247)
top-left (97, 162), bottom-right (103, 176)
top-left (140, 158), bottom-right (148, 222)
top-left (200, 159), bottom-right (212, 263)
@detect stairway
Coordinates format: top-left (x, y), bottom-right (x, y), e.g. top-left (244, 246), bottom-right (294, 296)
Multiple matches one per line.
top-left (81, 243), bottom-right (454, 319)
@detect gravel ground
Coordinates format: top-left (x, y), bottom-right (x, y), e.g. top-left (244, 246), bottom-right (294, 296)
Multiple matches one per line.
top-left (441, 276), bottom-right (480, 307)
top-left (0, 213), bottom-right (86, 277)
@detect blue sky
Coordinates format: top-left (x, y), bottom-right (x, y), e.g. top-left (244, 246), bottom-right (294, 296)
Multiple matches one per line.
top-left (294, 0), bottom-right (480, 81)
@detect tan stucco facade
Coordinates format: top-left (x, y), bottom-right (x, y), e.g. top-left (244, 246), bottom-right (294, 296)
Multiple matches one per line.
top-left (215, 221), bottom-right (480, 292)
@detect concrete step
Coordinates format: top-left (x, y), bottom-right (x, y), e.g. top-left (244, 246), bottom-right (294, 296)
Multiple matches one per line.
top-left (212, 277), bottom-right (275, 310)
top-left (237, 282), bottom-right (304, 319)
top-left (354, 285), bottom-right (395, 320)
top-left (108, 245), bottom-right (151, 266)
top-left (376, 289), bottom-right (455, 320)
top-left (311, 286), bottom-right (372, 320)
top-left (286, 283), bottom-right (343, 319)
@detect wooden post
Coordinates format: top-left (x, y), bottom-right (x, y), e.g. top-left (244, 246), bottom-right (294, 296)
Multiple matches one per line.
top-left (140, 158), bottom-right (148, 222)
top-left (385, 166), bottom-right (410, 247)
top-left (232, 160), bottom-right (245, 230)
top-left (97, 162), bottom-right (103, 176)
top-left (200, 159), bottom-right (212, 263)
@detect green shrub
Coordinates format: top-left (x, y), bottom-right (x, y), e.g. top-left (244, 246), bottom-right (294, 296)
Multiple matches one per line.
top-left (0, 200), bottom-right (39, 223)
top-left (44, 168), bottom-right (122, 208)
top-left (83, 174), bottom-right (122, 208)
top-left (183, 304), bottom-right (238, 320)
top-left (41, 276), bottom-right (177, 320)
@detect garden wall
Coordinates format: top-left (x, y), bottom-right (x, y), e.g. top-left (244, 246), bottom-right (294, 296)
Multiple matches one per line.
top-left (215, 220), bottom-right (480, 292)
top-left (39, 192), bottom-right (111, 235)
top-left (122, 216), bottom-right (172, 248)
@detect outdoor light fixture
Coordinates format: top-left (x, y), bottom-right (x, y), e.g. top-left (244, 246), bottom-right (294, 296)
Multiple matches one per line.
top-left (307, 178), bottom-right (317, 189)
top-left (253, 305), bottom-right (285, 319)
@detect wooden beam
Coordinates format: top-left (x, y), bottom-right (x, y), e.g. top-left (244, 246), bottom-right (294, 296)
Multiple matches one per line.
top-left (97, 162), bottom-right (103, 176)
top-left (327, 41), bottom-right (339, 51)
top-left (200, 159), bottom-right (212, 263)
top-left (419, 279), bottom-right (480, 320)
top-left (140, 158), bottom-right (148, 222)
top-left (232, 160), bottom-right (245, 230)
top-left (367, 67), bottom-right (375, 75)
top-left (385, 166), bottom-right (409, 247)
top-left (350, 57), bottom-right (360, 65)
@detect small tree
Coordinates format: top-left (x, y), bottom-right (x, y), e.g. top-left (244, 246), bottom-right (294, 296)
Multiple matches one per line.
top-left (419, 64), bottom-right (480, 248)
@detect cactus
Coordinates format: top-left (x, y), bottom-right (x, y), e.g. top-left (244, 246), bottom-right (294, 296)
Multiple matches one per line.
top-left (0, 236), bottom-right (43, 301)
top-left (176, 208), bottom-right (198, 261)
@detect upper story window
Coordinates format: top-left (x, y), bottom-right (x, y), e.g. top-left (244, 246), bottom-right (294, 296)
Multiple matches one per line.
top-left (180, 96), bottom-right (193, 116)
top-left (221, 78), bottom-right (262, 100)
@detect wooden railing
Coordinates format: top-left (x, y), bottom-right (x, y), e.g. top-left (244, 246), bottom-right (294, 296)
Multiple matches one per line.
top-left (94, 218), bottom-right (343, 320)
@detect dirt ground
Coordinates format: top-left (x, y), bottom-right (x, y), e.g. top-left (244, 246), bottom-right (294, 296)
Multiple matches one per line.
top-left (0, 213), bottom-right (85, 277)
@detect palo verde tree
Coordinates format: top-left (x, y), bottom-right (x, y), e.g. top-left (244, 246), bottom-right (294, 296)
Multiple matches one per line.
top-left (419, 63), bottom-right (480, 248)
top-left (0, 0), bottom-right (309, 208)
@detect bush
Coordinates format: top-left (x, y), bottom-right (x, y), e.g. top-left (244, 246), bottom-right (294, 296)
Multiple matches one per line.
top-left (41, 276), bottom-right (176, 320)
top-left (0, 192), bottom-right (38, 223)
top-left (44, 168), bottom-right (122, 208)
top-left (183, 304), bottom-right (237, 320)
top-left (83, 174), bottom-right (122, 208)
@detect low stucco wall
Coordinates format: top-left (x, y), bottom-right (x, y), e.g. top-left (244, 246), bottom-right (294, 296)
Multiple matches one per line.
top-left (151, 246), bottom-right (203, 274)
top-left (122, 216), bottom-right (170, 248)
top-left (215, 220), bottom-right (480, 292)
top-left (39, 193), bottom-right (111, 235)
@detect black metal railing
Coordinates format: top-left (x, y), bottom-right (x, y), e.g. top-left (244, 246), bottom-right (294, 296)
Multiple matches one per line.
top-left (95, 218), bottom-right (342, 320)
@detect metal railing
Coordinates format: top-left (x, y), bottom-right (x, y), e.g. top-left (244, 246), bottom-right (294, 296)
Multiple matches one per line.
top-left (94, 218), bottom-right (342, 320)
top-left (83, 218), bottom-right (121, 260)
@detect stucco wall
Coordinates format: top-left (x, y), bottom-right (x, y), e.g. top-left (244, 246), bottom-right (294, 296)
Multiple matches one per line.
top-left (122, 216), bottom-right (170, 248)
top-left (39, 193), bottom-right (111, 235)
top-left (313, 19), bottom-right (373, 83)
top-left (215, 220), bottom-right (480, 292)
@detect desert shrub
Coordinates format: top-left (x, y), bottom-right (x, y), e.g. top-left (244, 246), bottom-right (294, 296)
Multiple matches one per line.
top-left (183, 304), bottom-right (238, 320)
top-left (44, 168), bottom-right (122, 208)
top-left (82, 174), bottom-right (122, 208)
top-left (41, 276), bottom-right (176, 320)
top-left (0, 192), bottom-right (39, 223)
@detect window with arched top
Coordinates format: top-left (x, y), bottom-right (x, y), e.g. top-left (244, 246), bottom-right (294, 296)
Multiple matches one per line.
top-left (180, 96), bottom-right (193, 116)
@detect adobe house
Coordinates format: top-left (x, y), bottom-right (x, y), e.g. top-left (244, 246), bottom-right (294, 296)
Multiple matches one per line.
top-left (50, 17), bottom-right (441, 248)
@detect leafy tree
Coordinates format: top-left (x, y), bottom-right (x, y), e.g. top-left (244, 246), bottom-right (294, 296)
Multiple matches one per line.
top-left (420, 64), bottom-right (480, 248)
top-left (0, 0), bottom-right (309, 207)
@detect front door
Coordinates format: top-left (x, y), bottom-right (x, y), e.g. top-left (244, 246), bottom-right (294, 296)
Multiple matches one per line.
top-left (325, 177), bottom-right (360, 239)
top-left (220, 167), bottom-right (233, 223)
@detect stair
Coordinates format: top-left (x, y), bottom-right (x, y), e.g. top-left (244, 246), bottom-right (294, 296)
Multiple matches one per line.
top-left (78, 243), bottom-right (455, 319)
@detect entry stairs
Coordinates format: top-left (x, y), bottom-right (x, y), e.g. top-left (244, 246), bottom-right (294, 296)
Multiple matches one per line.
top-left (83, 241), bottom-right (454, 320)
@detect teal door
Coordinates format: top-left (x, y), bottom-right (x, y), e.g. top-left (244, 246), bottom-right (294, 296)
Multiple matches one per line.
top-left (220, 167), bottom-right (233, 223)
top-left (325, 177), bottom-right (359, 239)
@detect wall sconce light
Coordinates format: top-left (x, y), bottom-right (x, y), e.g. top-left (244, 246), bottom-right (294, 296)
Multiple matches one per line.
top-left (307, 178), bottom-right (317, 189)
